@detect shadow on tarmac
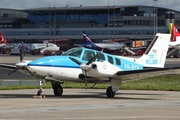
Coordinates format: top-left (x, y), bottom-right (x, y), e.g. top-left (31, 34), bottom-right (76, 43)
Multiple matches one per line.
top-left (0, 90), bottom-right (161, 100)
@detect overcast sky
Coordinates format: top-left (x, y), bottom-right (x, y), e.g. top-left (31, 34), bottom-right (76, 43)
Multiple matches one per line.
top-left (0, 0), bottom-right (179, 11)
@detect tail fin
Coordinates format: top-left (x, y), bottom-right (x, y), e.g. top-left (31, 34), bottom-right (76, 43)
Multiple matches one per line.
top-left (82, 31), bottom-right (95, 47)
top-left (0, 32), bottom-right (8, 44)
top-left (135, 33), bottom-right (171, 68)
top-left (46, 42), bottom-right (49, 47)
top-left (169, 23), bottom-right (180, 42)
top-left (0, 32), bottom-right (5, 43)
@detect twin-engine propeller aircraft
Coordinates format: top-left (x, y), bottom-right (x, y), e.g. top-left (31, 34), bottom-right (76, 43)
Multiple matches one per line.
top-left (1, 33), bottom-right (180, 98)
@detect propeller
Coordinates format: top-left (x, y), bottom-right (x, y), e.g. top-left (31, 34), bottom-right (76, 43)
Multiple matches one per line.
top-left (86, 52), bottom-right (101, 65)
top-left (69, 57), bottom-right (81, 65)
top-left (6, 42), bottom-right (25, 77)
top-left (69, 51), bottom-right (102, 89)
top-left (6, 67), bottom-right (18, 77)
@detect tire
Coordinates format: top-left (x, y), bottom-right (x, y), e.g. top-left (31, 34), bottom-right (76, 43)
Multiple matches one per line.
top-left (106, 86), bottom-right (115, 98)
top-left (53, 85), bottom-right (63, 96)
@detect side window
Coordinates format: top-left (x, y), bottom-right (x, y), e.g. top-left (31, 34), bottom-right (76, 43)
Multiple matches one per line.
top-left (97, 53), bottom-right (105, 61)
top-left (82, 50), bottom-right (95, 61)
top-left (115, 58), bottom-right (121, 65)
top-left (69, 49), bottom-right (82, 58)
top-left (107, 55), bottom-right (114, 64)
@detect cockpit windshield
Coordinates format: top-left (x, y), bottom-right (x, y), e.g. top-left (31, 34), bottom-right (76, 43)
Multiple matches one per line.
top-left (61, 47), bottom-right (82, 58)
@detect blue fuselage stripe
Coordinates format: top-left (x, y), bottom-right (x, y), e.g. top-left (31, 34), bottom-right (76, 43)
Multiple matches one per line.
top-left (28, 65), bottom-right (80, 68)
top-left (28, 64), bottom-right (80, 68)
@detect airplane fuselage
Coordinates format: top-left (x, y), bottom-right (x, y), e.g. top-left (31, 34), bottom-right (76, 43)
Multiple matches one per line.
top-left (32, 43), bottom-right (58, 50)
top-left (0, 43), bottom-right (6, 48)
top-left (95, 43), bottom-right (124, 50)
top-left (27, 47), bottom-right (143, 82)
top-left (40, 46), bottom-right (60, 53)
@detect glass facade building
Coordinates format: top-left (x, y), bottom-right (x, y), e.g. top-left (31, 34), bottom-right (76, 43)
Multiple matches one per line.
top-left (0, 5), bottom-right (180, 43)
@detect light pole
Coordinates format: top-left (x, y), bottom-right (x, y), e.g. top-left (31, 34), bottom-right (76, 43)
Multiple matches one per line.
top-left (113, 0), bottom-right (115, 40)
top-left (153, 0), bottom-right (158, 35)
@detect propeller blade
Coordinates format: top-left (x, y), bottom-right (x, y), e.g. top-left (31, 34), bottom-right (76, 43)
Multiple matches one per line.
top-left (70, 50), bottom-right (103, 90)
top-left (84, 71), bottom-right (88, 90)
top-left (86, 52), bottom-right (101, 65)
top-left (69, 57), bottom-right (82, 65)
top-left (6, 67), bottom-right (18, 77)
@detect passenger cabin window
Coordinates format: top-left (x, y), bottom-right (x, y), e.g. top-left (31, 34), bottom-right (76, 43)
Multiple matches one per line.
top-left (82, 50), bottom-right (95, 61)
top-left (115, 58), bottom-right (121, 65)
top-left (107, 56), bottom-right (114, 64)
top-left (97, 53), bottom-right (105, 61)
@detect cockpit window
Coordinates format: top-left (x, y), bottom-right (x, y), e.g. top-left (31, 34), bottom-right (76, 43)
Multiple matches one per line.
top-left (97, 53), bottom-right (105, 61)
top-left (82, 50), bottom-right (95, 61)
top-left (61, 47), bottom-right (82, 58)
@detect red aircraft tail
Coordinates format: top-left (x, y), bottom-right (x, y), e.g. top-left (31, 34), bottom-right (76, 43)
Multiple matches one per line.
top-left (0, 32), bottom-right (8, 44)
top-left (169, 23), bottom-right (180, 42)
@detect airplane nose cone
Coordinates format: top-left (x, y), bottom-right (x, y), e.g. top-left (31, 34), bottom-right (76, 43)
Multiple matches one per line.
top-left (27, 57), bottom-right (54, 76)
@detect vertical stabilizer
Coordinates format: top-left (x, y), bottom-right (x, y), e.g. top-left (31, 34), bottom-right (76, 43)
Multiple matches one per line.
top-left (135, 33), bottom-right (170, 68)
top-left (82, 31), bottom-right (94, 46)
top-left (0, 32), bottom-right (8, 44)
top-left (169, 23), bottom-right (180, 42)
top-left (46, 42), bottom-right (49, 47)
top-left (168, 23), bottom-right (172, 35)
top-left (0, 32), bottom-right (5, 43)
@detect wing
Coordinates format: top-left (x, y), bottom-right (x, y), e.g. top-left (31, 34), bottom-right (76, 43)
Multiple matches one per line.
top-left (114, 67), bottom-right (180, 81)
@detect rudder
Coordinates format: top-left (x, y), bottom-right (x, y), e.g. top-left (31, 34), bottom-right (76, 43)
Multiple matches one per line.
top-left (135, 33), bottom-right (171, 68)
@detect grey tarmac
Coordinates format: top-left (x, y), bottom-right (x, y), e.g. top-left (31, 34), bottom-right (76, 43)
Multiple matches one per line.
top-left (0, 89), bottom-right (180, 120)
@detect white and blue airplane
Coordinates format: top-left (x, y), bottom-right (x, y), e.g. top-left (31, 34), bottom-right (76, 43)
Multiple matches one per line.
top-left (1, 33), bottom-right (180, 98)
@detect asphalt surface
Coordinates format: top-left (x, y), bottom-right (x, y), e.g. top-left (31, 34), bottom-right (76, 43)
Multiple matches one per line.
top-left (0, 55), bottom-right (180, 119)
top-left (0, 89), bottom-right (180, 120)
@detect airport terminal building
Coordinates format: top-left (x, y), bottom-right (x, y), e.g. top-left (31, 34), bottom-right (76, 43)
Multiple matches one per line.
top-left (0, 5), bottom-right (180, 50)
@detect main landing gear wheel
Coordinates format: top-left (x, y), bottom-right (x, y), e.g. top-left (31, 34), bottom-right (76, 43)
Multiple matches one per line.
top-left (53, 84), bottom-right (63, 96)
top-left (106, 86), bottom-right (115, 98)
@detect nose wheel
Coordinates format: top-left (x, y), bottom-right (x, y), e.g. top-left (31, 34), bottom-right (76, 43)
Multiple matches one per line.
top-left (37, 80), bottom-right (45, 96)
top-left (37, 89), bottom-right (43, 96)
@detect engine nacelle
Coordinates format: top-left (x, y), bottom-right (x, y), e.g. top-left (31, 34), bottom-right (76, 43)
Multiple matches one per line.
top-left (86, 61), bottom-right (122, 78)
